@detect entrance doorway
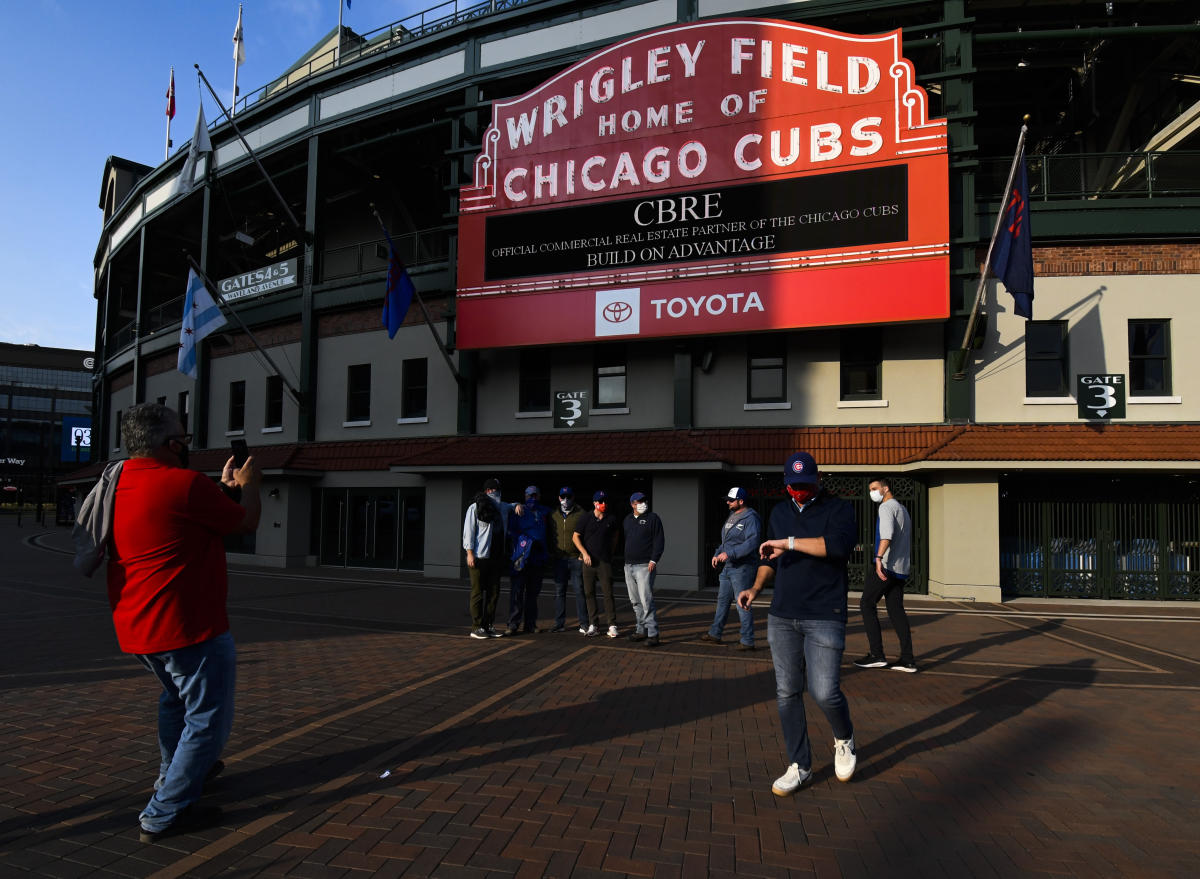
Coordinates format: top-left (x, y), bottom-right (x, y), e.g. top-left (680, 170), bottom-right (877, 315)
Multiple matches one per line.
top-left (319, 487), bottom-right (425, 570)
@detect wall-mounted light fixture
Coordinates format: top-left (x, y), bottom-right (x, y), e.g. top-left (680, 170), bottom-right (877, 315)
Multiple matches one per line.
top-left (268, 488), bottom-right (280, 498)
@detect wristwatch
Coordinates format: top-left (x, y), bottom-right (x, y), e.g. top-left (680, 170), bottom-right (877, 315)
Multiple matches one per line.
top-left (788, 536), bottom-right (795, 551)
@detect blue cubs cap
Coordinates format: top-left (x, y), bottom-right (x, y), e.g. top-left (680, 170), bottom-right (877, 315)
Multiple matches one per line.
top-left (784, 452), bottom-right (819, 485)
top-left (630, 491), bottom-right (646, 503)
top-left (725, 487), bottom-right (747, 501)
top-left (593, 490), bottom-right (607, 503)
top-left (559, 486), bottom-right (573, 497)
top-left (524, 485), bottom-right (539, 498)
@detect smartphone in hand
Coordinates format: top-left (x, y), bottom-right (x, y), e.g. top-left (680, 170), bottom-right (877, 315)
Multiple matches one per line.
top-left (231, 438), bottom-right (250, 469)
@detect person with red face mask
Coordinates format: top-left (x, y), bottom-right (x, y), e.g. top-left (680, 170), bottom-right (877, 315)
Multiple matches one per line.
top-left (573, 490), bottom-right (621, 637)
top-left (738, 451), bottom-right (858, 796)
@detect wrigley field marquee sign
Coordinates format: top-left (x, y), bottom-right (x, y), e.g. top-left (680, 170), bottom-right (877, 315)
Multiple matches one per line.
top-left (456, 19), bottom-right (950, 348)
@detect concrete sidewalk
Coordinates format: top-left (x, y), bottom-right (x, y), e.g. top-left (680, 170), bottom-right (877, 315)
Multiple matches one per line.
top-left (1, 517), bottom-right (1198, 878)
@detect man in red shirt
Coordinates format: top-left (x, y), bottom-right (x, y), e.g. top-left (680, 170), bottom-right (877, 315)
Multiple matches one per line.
top-left (107, 403), bottom-right (260, 842)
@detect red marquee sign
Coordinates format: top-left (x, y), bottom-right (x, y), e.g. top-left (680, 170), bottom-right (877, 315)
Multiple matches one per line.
top-left (456, 18), bottom-right (949, 348)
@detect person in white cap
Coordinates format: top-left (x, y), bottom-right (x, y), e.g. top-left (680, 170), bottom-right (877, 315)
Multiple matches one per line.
top-left (700, 487), bottom-right (762, 650)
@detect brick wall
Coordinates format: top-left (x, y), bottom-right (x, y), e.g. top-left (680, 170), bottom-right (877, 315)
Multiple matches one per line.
top-left (1033, 243), bottom-right (1200, 276)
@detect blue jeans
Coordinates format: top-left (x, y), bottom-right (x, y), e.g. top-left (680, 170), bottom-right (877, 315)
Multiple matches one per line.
top-left (766, 616), bottom-right (853, 771)
top-left (623, 563), bottom-right (658, 637)
top-left (709, 563), bottom-right (757, 645)
top-left (135, 631), bottom-right (236, 832)
top-left (553, 557), bottom-right (587, 629)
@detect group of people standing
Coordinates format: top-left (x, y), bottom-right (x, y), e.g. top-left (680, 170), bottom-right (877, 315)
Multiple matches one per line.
top-left (461, 481), bottom-right (666, 646)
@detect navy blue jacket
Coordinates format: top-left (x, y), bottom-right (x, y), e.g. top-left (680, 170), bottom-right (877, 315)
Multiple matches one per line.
top-left (762, 490), bottom-right (857, 622)
top-left (622, 510), bottom-right (665, 565)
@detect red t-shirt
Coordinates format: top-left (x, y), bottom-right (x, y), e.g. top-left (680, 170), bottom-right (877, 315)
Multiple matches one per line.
top-left (107, 458), bottom-right (247, 654)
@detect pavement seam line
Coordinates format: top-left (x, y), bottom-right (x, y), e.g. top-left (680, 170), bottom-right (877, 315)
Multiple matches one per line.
top-left (985, 612), bottom-right (1168, 673)
top-left (146, 645), bottom-right (590, 879)
top-left (224, 641), bottom-right (526, 766)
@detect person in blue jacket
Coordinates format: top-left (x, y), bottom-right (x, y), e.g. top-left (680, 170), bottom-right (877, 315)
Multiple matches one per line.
top-left (506, 485), bottom-right (549, 634)
top-left (737, 452), bottom-right (858, 796)
top-left (700, 486), bottom-right (762, 649)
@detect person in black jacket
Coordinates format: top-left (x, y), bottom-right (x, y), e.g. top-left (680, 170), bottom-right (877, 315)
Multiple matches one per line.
top-left (738, 452), bottom-right (858, 796)
top-left (622, 491), bottom-right (665, 646)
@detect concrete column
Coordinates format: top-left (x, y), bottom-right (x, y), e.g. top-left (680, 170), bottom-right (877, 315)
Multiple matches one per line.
top-left (426, 475), bottom-right (468, 580)
top-left (927, 473), bottom-right (1003, 601)
top-left (651, 473), bottom-right (703, 590)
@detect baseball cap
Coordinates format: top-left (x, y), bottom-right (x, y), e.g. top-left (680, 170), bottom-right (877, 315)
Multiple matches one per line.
top-left (524, 485), bottom-right (540, 498)
top-left (784, 452), bottom-right (819, 485)
top-left (482, 477), bottom-right (501, 492)
top-left (630, 491), bottom-right (646, 503)
top-left (725, 487), bottom-right (747, 501)
top-left (593, 490), bottom-right (608, 503)
top-left (559, 486), bottom-right (573, 498)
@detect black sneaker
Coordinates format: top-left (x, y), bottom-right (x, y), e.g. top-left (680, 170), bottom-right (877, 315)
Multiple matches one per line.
top-left (628, 631), bottom-right (646, 642)
top-left (469, 628), bottom-right (489, 639)
top-left (645, 635), bottom-right (660, 647)
top-left (890, 658), bottom-right (918, 673)
top-left (139, 804), bottom-right (223, 844)
top-left (853, 654), bottom-right (888, 668)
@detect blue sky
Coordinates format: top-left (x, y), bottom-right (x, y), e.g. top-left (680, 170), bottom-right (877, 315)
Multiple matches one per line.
top-left (0, 0), bottom-right (427, 353)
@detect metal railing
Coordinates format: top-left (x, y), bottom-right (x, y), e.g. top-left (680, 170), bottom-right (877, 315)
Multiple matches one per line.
top-left (977, 150), bottom-right (1200, 201)
top-left (321, 227), bottom-right (452, 283)
top-left (1001, 499), bottom-right (1200, 600)
top-left (233, 0), bottom-right (533, 115)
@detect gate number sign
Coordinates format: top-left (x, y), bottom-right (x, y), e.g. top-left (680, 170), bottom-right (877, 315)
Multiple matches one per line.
top-left (1077, 375), bottom-right (1126, 420)
top-left (554, 390), bottom-right (589, 429)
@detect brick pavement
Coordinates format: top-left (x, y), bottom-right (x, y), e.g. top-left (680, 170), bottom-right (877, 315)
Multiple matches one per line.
top-left (1, 515), bottom-right (1198, 878)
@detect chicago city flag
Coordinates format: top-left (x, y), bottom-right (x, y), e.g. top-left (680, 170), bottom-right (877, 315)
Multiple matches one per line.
top-left (178, 270), bottom-right (228, 378)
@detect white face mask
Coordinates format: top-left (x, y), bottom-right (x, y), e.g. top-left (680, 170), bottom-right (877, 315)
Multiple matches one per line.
top-left (634, 502), bottom-right (648, 515)
top-left (869, 489), bottom-right (884, 504)
top-left (560, 498), bottom-right (573, 512)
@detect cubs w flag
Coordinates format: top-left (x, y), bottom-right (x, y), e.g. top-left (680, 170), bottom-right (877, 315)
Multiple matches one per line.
top-left (989, 144), bottom-right (1034, 319)
top-left (178, 270), bottom-right (228, 378)
top-left (382, 231), bottom-right (415, 339)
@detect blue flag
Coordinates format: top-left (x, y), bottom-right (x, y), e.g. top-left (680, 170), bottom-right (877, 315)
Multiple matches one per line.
top-left (989, 146), bottom-right (1034, 319)
top-left (178, 269), bottom-right (228, 378)
top-left (382, 230), bottom-right (415, 339)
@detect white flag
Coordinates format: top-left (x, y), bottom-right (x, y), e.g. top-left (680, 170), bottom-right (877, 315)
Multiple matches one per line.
top-left (233, 5), bottom-right (245, 65)
top-left (178, 270), bottom-right (228, 379)
top-left (173, 104), bottom-right (212, 198)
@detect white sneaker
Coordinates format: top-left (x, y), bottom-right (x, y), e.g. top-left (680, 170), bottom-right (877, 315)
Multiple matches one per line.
top-left (579, 626), bottom-right (588, 635)
top-left (834, 736), bottom-right (857, 782)
top-left (607, 625), bottom-right (619, 638)
top-left (585, 624), bottom-right (598, 637)
top-left (771, 762), bottom-right (811, 796)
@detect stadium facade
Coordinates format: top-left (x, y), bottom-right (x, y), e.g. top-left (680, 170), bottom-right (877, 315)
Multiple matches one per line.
top-left (83, 0), bottom-right (1200, 601)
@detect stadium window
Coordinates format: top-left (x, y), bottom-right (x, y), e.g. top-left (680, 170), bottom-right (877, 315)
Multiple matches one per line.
top-left (177, 391), bottom-right (189, 431)
top-left (265, 375), bottom-right (283, 428)
top-left (840, 327), bottom-right (882, 401)
top-left (401, 358), bottom-right (428, 419)
top-left (517, 350), bottom-right (550, 413)
top-left (228, 380), bottom-right (246, 432)
top-left (114, 409), bottom-right (122, 449)
top-left (1025, 320), bottom-right (1070, 397)
top-left (594, 346), bottom-right (627, 409)
top-left (346, 363), bottom-right (371, 422)
top-left (1128, 319), bottom-right (1171, 396)
top-left (748, 336), bottom-right (787, 403)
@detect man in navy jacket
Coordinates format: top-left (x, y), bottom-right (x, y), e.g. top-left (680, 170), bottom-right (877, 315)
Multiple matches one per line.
top-left (738, 451), bottom-right (858, 795)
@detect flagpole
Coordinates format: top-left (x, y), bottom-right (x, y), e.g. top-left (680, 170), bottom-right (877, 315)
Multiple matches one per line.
top-left (336, 0), bottom-right (344, 66)
top-left (231, 4), bottom-right (243, 117)
top-left (952, 116), bottom-right (1029, 380)
top-left (193, 64), bottom-right (305, 238)
top-left (165, 67), bottom-right (174, 161)
top-left (369, 204), bottom-right (465, 386)
top-left (183, 252), bottom-right (304, 404)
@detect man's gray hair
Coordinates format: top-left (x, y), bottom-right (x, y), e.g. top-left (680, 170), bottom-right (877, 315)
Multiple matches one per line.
top-left (122, 403), bottom-right (179, 457)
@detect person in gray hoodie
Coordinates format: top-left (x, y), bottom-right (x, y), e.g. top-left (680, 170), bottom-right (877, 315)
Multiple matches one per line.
top-left (700, 487), bottom-right (762, 650)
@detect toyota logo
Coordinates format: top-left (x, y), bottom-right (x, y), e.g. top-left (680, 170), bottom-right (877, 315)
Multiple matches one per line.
top-left (602, 301), bottom-right (633, 323)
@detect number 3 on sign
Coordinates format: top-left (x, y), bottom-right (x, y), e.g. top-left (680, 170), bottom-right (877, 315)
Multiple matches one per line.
top-left (1077, 374), bottom-right (1125, 420)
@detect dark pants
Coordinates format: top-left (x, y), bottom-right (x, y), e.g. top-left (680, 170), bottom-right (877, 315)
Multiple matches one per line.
top-left (582, 560), bottom-right (618, 627)
top-left (860, 568), bottom-right (913, 660)
top-left (508, 563), bottom-right (544, 631)
top-left (469, 555), bottom-right (502, 630)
